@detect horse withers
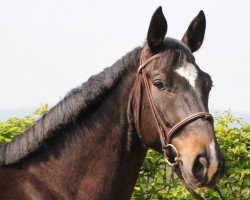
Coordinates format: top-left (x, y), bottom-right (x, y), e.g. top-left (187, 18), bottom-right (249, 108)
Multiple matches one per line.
top-left (0, 7), bottom-right (225, 200)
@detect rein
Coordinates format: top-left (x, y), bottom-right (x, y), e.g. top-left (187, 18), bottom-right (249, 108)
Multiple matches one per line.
top-left (135, 50), bottom-right (221, 200)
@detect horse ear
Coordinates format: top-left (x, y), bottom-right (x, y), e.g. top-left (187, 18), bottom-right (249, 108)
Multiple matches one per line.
top-left (147, 6), bottom-right (167, 52)
top-left (181, 10), bottom-right (206, 53)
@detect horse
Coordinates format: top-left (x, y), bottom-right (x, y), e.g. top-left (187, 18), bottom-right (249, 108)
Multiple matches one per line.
top-left (0, 7), bottom-right (225, 200)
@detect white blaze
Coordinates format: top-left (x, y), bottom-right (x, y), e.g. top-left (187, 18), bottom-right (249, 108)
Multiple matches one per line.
top-left (207, 140), bottom-right (219, 181)
top-left (209, 140), bottom-right (218, 164)
top-left (175, 63), bottom-right (198, 89)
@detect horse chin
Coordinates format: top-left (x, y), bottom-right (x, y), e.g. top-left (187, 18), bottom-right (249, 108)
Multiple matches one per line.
top-left (179, 168), bottom-right (208, 189)
top-left (181, 170), bottom-right (218, 189)
top-left (182, 168), bottom-right (224, 189)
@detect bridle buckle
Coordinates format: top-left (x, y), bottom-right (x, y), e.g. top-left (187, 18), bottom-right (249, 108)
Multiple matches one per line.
top-left (163, 144), bottom-right (181, 166)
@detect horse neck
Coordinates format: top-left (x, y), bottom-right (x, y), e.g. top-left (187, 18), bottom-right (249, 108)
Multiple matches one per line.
top-left (26, 69), bottom-right (147, 199)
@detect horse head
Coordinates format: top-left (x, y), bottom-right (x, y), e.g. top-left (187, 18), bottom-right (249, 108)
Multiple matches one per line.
top-left (133, 7), bottom-right (225, 189)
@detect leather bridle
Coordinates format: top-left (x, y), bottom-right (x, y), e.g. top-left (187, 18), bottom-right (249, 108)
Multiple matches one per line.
top-left (135, 50), bottom-right (217, 200)
top-left (137, 51), bottom-right (213, 166)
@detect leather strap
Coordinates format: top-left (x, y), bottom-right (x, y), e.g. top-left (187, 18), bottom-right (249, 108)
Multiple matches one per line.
top-left (138, 53), bottom-right (164, 73)
top-left (167, 112), bottom-right (213, 143)
top-left (142, 72), bottom-right (169, 147)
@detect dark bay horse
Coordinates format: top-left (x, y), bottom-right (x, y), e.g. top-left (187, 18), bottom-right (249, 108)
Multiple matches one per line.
top-left (0, 7), bottom-right (225, 200)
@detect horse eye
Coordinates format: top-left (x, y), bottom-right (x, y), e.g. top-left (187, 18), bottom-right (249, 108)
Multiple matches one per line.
top-left (153, 80), bottom-right (165, 90)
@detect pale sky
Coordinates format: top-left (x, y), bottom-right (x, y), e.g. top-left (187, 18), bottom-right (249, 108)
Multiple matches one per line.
top-left (0, 0), bottom-right (249, 114)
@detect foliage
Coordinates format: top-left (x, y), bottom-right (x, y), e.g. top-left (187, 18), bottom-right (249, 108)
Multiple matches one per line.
top-left (132, 111), bottom-right (250, 199)
top-left (0, 104), bottom-right (48, 143)
top-left (0, 107), bottom-right (249, 199)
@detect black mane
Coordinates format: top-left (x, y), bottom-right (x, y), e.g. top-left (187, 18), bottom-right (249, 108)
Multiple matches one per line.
top-left (0, 47), bottom-right (141, 165)
top-left (0, 37), bottom-right (193, 166)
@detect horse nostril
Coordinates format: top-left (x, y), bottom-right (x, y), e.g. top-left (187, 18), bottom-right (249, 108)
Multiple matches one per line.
top-left (192, 155), bottom-right (208, 179)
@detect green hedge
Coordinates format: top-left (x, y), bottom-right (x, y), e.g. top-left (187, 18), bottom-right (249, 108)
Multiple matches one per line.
top-left (0, 104), bottom-right (48, 143)
top-left (0, 106), bottom-right (249, 199)
top-left (132, 111), bottom-right (250, 199)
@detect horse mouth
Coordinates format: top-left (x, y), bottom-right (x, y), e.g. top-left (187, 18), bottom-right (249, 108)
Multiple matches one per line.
top-left (180, 169), bottom-right (221, 189)
top-left (182, 172), bottom-right (223, 190)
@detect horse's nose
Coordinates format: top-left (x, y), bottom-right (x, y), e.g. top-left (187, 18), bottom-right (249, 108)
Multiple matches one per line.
top-left (192, 153), bottom-right (208, 180)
